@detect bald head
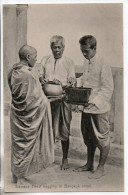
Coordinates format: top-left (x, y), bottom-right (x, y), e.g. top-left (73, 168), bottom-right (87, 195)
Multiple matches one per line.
top-left (19, 45), bottom-right (37, 60)
top-left (19, 45), bottom-right (37, 67)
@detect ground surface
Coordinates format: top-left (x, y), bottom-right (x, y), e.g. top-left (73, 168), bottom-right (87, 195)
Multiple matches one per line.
top-left (3, 114), bottom-right (124, 193)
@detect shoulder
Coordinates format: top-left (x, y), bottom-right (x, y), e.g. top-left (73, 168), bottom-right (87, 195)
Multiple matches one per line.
top-left (12, 66), bottom-right (35, 84)
top-left (63, 56), bottom-right (75, 68)
top-left (8, 64), bottom-right (35, 86)
top-left (21, 66), bottom-right (34, 80)
top-left (8, 63), bottom-right (29, 79)
top-left (64, 56), bottom-right (74, 63)
top-left (41, 55), bottom-right (52, 65)
top-left (96, 56), bottom-right (111, 70)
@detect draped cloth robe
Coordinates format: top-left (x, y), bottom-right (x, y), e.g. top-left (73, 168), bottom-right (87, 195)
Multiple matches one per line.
top-left (8, 63), bottom-right (54, 178)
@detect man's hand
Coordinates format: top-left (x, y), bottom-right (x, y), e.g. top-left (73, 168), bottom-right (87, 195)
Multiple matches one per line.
top-left (85, 103), bottom-right (95, 110)
top-left (67, 77), bottom-right (77, 87)
top-left (72, 105), bottom-right (84, 113)
top-left (39, 76), bottom-right (47, 85)
top-left (77, 105), bottom-right (85, 112)
top-left (53, 79), bottom-right (62, 85)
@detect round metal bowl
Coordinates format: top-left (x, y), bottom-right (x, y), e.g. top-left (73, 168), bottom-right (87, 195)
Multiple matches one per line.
top-left (43, 81), bottom-right (63, 96)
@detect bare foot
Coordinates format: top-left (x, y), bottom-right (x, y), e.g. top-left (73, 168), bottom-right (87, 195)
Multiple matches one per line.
top-left (12, 174), bottom-right (18, 183)
top-left (60, 158), bottom-right (69, 170)
top-left (88, 168), bottom-right (105, 179)
top-left (73, 164), bottom-right (93, 172)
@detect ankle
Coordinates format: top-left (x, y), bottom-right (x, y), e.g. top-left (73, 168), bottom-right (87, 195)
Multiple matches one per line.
top-left (97, 166), bottom-right (104, 172)
top-left (12, 174), bottom-right (18, 183)
top-left (62, 158), bottom-right (68, 161)
top-left (86, 162), bottom-right (94, 168)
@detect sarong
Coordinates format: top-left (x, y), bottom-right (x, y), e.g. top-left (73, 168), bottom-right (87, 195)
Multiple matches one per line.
top-left (51, 100), bottom-right (72, 141)
top-left (8, 63), bottom-right (54, 178)
top-left (81, 112), bottom-right (110, 148)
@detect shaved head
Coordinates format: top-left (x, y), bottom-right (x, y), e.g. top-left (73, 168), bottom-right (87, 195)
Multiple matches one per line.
top-left (19, 45), bottom-right (37, 60)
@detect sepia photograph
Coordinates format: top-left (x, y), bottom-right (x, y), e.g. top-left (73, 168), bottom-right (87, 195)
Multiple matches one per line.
top-left (1, 0), bottom-right (125, 193)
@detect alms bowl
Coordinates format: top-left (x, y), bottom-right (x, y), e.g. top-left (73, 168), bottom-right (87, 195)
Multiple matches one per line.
top-left (43, 81), bottom-right (63, 96)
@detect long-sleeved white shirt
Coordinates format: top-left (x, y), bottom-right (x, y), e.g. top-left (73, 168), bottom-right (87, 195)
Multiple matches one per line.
top-left (81, 54), bottom-right (114, 114)
top-left (38, 55), bottom-right (75, 86)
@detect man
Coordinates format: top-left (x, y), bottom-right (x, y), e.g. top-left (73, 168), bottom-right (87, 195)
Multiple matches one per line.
top-left (39, 35), bottom-right (76, 170)
top-left (8, 45), bottom-right (54, 183)
top-left (75, 35), bottom-right (113, 179)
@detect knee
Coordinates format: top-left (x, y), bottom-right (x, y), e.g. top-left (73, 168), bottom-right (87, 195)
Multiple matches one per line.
top-left (98, 141), bottom-right (110, 152)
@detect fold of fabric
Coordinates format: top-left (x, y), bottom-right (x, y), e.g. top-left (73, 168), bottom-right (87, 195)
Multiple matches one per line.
top-left (81, 112), bottom-right (110, 148)
top-left (51, 100), bottom-right (72, 141)
top-left (8, 63), bottom-right (54, 178)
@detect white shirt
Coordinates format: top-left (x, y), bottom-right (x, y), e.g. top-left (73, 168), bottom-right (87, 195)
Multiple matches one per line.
top-left (81, 54), bottom-right (114, 114)
top-left (38, 55), bottom-right (75, 86)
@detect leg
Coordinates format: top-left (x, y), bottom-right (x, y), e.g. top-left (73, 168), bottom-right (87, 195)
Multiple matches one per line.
top-left (59, 101), bottom-right (72, 170)
top-left (74, 113), bottom-right (96, 172)
top-left (50, 101), bottom-right (61, 141)
top-left (88, 113), bottom-right (110, 179)
top-left (74, 144), bottom-right (96, 172)
top-left (12, 173), bottom-right (18, 183)
top-left (97, 143), bottom-right (110, 170)
top-left (60, 139), bottom-right (70, 170)
top-left (88, 144), bottom-right (110, 179)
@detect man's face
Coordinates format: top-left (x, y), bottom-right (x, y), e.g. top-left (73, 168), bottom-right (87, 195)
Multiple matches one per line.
top-left (27, 50), bottom-right (37, 67)
top-left (80, 44), bottom-right (96, 60)
top-left (51, 42), bottom-right (64, 59)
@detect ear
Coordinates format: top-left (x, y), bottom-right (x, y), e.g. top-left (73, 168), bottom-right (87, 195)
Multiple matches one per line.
top-left (26, 54), bottom-right (29, 61)
top-left (93, 46), bottom-right (96, 50)
top-left (50, 45), bottom-right (53, 51)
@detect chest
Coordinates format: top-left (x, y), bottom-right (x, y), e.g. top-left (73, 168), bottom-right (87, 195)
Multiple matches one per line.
top-left (45, 60), bottom-right (68, 76)
top-left (83, 62), bottom-right (102, 84)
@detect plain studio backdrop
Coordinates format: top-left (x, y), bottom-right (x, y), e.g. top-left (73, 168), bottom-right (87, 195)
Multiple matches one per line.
top-left (27, 3), bottom-right (123, 67)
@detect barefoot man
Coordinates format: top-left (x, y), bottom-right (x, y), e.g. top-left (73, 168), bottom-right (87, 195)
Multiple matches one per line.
top-left (8, 45), bottom-right (54, 183)
top-left (39, 35), bottom-right (76, 170)
top-left (75, 35), bottom-right (113, 179)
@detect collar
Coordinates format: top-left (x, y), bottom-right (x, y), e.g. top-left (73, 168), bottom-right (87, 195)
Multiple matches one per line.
top-left (20, 62), bottom-right (32, 71)
top-left (51, 55), bottom-right (64, 62)
top-left (89, 54), bottom-right (97, 63)
top-left (84, 54), bottom-right (97, 64)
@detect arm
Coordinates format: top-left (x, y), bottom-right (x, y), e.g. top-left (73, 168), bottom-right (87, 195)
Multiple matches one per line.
top-left (91, 64), bottom-right (114, 109)
top-left (39, 57), bottom-right (46, 78)
top-left (67, 60), bottom-right (76, 86)
top-left (39, 57), bottom-right (50, 85)
top-left (68, 59), bottom-right (76, 78)
top-left (77, 64), bottom-right (113, 112)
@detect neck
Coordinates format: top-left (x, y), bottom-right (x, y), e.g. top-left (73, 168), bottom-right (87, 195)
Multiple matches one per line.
top-left (54, 57), bottom-right (61, 60)
top-left (20, 59), bottom-right (29, 66)
top-left (88, 53), bottom-right (96, 61)
top-left (54, 55), bottom-right (62, 60)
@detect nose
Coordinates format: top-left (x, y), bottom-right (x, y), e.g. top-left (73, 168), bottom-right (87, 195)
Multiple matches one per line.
top-left (55, 47), bottom-right (60, 52)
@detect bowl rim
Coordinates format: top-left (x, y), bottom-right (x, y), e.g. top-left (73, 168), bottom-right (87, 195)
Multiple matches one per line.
top-left (45, 81), bottom-right (61, 85)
